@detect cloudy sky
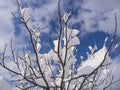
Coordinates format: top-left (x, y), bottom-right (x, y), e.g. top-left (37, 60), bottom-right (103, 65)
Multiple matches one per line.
top-left (0, 0), bottom-right (120, 89)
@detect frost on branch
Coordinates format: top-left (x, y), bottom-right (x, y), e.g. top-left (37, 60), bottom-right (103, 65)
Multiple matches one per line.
top-left (25, 53), bottom-right (31, 65)
top-left (62, 12), bottom-right (71, 23)
top-left (20, 8), bottom-right (30, 24)
top-left (32, 29), bottom-right (41, 52)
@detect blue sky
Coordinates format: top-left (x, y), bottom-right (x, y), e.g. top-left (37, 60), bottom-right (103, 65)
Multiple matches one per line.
top-left (0, 0), bottom-right (120, 89)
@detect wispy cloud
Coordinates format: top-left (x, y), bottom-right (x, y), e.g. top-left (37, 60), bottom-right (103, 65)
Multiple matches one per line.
top-left (25, 0), bottom-right (58, 34)
top-left (69, 0), bottom-right (120, 36)
top-left (0, 0), bottom-right (16, 52)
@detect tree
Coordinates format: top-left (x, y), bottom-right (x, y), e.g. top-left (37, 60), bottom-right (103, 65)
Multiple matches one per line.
top-left (0, 0), bottom-right (119, 90)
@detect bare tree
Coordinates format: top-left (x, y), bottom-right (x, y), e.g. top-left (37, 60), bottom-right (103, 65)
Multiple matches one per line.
top-left (0, 0), bottom-right (119, 90)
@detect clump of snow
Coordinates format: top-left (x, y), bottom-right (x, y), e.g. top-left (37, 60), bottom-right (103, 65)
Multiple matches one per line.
top-left (115, 43), bottom-right (119, 49)
top-left (104, 37), bottom-right (108, 42)
top-left (76, 46), bottom-right (111, 76)
top-left (35, 31), bottom-right (40, 37)
top-left (64, 27), bottom-right (79, 40)
top-left (53, 39), bottom-right (58, 52)
top-left (25, 53), bottom-right (31, 65)
top-left (104, 36), bottom-right (108, 46)
top-left (20, 8), bottom-right (30, 23)
top-left (36, 42), bottom-right (41, 52)
top-left (55, 78), bottom-right (62, 86)
top-left (64, 27), bottom-right (80, 49)
top-left (88, 45), bottom-right (93, 51)
top-left (62, 12), bottom-right (71, 23)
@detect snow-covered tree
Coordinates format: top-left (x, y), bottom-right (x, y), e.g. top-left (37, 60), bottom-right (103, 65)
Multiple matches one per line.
top-left (0, 0), bottom-right (119, 90)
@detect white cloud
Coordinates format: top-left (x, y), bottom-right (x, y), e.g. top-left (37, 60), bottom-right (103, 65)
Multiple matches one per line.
top-left (0, 0), bottom-right (37, 53)
top-left (70, 0), bottom-right (120, 36)
top-left (0, 0), bottom-right (16, 52)
top-left (97, 10), bottom-right (120, 34)
top-left (0, 0), bottom-right (29, 83)
top-left (83, 0), bottom-right (120, 12)
top-left (27, 0), bottom-right (58, 34)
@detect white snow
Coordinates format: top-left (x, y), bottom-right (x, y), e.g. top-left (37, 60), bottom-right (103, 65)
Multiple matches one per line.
top-left (76, 46), bottom-right (111, 76)
top-left (55, 78), bottom-right (62, 86)
top-left (104, 36), bottom-right (108, 42)
top-left (20, 8), bottom-right (30, 23)
top-left (115, 43), bottom-right (119, 49)
top-left (88, 45), bottom-right (93, 51)
top-left (62, 12), bottom-right (71, 23)
top-left (36, 42), bottom-right (41, 51)
top-left (35, 32), bottom-right (40, 37)
top-left (68, 36), bottom-right (80, 48)
top-left (64, 27), bottom-right (79, 40)
top-left (53, 39), bottom-right (58, 52)
top-left (25, 53), bottom-right (31, 65)
top-left (63, 27), bottom-right (80, 49)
